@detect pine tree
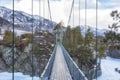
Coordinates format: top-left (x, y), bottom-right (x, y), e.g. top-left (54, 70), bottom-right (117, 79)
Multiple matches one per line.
top-left (3, 30), bottom-right (19, 43)
top-left (81, 27), bottom-right (95, 67)
top-left (63, 25), bottom-right (72, 52)
top-left (104, 10), bottom-right (120, 50)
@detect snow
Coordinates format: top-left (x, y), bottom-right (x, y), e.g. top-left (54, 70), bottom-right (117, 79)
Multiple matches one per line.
top-left (14, 29), bottom-right (32, 36)
top-left (94, 57), bottom-right (120, 80)
top-left (0, 35), bottom-right (3, 40)
top-left (0, 72), bottom-right (40, 80)
top-left (0, 28), bottom-right (32, 36)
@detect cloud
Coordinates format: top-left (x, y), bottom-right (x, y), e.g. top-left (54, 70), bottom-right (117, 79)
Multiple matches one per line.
top-left (98, 0), bottom-right (120, 9)
top-left (1, 0), bottom-right (120, 29)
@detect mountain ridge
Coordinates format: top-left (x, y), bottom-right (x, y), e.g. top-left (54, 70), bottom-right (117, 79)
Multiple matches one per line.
top-left (0, 6), bottom-right (56, 32)
top-left (0, 6), bottom-right (108, 36)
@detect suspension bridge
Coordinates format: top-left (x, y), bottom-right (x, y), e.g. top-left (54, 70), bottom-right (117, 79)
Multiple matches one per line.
top-left (39, 21), bottom-right (88, 80)
top-left (40, 0), bottom-right (98, 79)
top-left (41, 44), bottom-right (88, 80)
top-left (9, 0), bottom-right (99, 80)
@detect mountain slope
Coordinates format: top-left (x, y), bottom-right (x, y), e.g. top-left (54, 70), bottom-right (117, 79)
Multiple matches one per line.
top-left (0, 6), bottom-right (108, 36)
top-left (0, 6), bottom-right (56, 32)
top-left (80, 25), bottom-right (108, 36)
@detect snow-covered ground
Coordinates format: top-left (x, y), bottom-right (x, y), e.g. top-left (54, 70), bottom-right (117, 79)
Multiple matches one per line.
top-left (0, 72), bottom-right (40, 80)
top-left (95, 57), bottom-right (120, 80)
top-left (0, 57), bottom-right (120, 80)
top-left (1, 28), bottom-right (32, 36)
top-left (14, 29), bottom-right (32, 36)
top-left (0, 35), bottom-right (3, 40)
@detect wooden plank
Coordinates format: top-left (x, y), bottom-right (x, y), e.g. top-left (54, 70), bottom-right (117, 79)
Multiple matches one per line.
top-left (50, 45), bottom-right (72, 80)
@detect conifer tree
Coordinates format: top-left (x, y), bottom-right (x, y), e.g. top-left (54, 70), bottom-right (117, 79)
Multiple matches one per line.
top-left (3, 30), bottom-right (19, 43)
top-left (104, 10), bottom-right (120, 50)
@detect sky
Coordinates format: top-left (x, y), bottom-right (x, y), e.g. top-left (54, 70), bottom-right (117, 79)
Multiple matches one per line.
top-left (0, 0), bottom-right (120, 29)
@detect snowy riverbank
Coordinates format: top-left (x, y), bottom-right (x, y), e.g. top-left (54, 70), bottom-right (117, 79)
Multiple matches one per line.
top-left (94, 57), bottom-right (120, 80)
top-left (0, 72), bottom-right (39, 80)
top-left (0, 57), bottom-right (120, 80)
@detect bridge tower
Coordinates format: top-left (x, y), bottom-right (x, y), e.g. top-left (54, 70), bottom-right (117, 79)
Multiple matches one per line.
top-left (54, 22), bottom-right (63, 44)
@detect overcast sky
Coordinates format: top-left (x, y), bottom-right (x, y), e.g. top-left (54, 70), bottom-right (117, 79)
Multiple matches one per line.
top-left (0, 0), bottom-right (120, 29)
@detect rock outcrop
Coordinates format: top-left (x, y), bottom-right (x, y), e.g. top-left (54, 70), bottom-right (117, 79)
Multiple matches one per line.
top-left (107, 49), bottom-right (120, 59)
top-left (0, 43), bottom-right (53, 76)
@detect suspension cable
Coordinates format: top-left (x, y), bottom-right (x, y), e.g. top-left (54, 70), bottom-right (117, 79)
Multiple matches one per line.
top-left (43, 0), bottom-right (45, 18)
top-left (39, 0), bottom-right (41, 30)
top-left (73, 0), bottom-right (74, 27)
top-left (31, 0), bottom-right (34, 80)
top-left (47, 0), bottom-right (52, 21)
top-left (39, 0), bottom-right (41, 18)
top-left (79, 0), bottom-right (80, 26)
top-left (85, 0), bottom-right (87, 35)
top-left (95, 0), bottom-right (98, 79)
top-left (39, 0), bottom-right (41, 77)
top-left (67, 0), bottom-right (74, 26)
top-left (12, 0), bottom-right (15, 80)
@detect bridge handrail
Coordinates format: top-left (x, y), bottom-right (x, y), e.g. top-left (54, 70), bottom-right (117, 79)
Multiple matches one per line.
top-left (61, 44), bottom-right (88, 80)
top-left (40, 45), bottom-right (57, 80)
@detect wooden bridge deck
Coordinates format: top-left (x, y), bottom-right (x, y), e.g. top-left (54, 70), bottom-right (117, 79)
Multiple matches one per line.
top-left (50, 45), bottom-right (72, 80)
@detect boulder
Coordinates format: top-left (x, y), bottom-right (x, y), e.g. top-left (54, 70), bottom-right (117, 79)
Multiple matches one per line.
top-left (107, 49), bottom-right (120, 59)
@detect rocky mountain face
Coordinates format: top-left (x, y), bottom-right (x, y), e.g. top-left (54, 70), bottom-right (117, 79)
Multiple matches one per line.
top-left (0, 6), bottom-right (56, 76)
top-left (0, 32), bottom-right (55, 76)
top-left (107, 48), bottom-right (120, 59)
top-left (0, 6), bottom-right (56, 32)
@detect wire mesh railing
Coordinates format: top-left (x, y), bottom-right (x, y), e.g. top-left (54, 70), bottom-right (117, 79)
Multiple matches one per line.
top-left (61, 44), bottom-right (88, 80)
top-left (40, 45), bottom-right (57, 80)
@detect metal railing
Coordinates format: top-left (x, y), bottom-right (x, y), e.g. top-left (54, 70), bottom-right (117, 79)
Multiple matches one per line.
top-left (40, 45), bottom-right (57, 80)
top-left (41, 44), bottom-right (88, 80)
top-left (61, 44), bottom-right (88, 80)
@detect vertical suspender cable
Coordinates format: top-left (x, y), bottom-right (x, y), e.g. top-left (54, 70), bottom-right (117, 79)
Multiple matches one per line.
top-left (39, 0), bottom-right (41, 20)
top-left (39, 0), bottom-right (41, 30)
top-left (43, 0), bottom-right (45, 18)
top-left (96, 0), bottom-right (98, 79)
top-left (84, 0), bottom-right (87, 49)
top-left (39, 0), bottom-right (41, 77)
top-left (12, 0), bottom-right (15, 80)
top-left (42, 0), bottom-right (45, 29)
top-left (73, 0), bottom-right (74, 27)
top-left (67, 0), bottom-right (74, 26)
top-left (79, 0), bottom-right (80, 26)
top-left (79, 0), bottom-right (83, 71)
top-left (31, 0), bottom-right (34, 80)
top-left (48, 0), bottom-right (52, 21)
top-left (72, 0), bottom-right (74, 78)
top-left (85, 0), bottom-right (87, 35)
